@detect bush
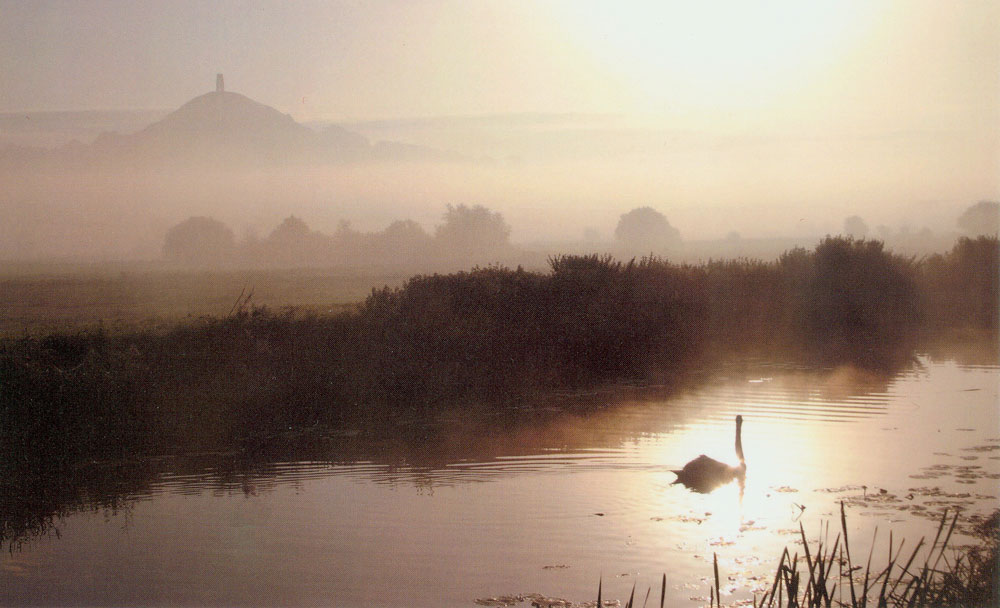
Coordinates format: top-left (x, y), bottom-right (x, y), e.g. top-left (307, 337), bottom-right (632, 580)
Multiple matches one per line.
top-left (922, 236), bottom-right (999, 332)
top-left (163, 216), bottom-right (236, 264)
top-left (614, 207), bottom-right (681, 253)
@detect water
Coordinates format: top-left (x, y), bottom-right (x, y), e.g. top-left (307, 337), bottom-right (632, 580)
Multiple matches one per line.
top-left (2, 350), bottom-right (998, 606)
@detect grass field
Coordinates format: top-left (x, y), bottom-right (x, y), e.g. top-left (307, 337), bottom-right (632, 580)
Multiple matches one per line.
top-left (0, 265), bottom-right (406, 336)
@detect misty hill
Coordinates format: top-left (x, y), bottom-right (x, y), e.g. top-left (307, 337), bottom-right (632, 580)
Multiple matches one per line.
top-left (1, 90), bottom-right (465, 167)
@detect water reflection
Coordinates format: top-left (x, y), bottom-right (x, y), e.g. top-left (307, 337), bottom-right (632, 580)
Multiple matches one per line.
top-left (0, 351), bottom-right (966, 550)
top-left (2, 341), bottom-right (998, 606)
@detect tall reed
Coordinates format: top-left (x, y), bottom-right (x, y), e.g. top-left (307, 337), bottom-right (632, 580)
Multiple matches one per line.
top-left (722, 505), bottom-right (997, 608)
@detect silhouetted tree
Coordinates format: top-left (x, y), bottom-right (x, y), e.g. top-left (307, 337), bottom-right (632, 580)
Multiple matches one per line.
top-left (373, 220), bottom-right (433, 261)
top-left (435, 204), bottom-right (511, 255)
top-left (957, 201), bottom-right (999, 236)
top-left (844, 215), bottom-right (869, 239)
top-left (265, 215), bottom-right (333, 265)
top-left (615, 207), bottom-right (681, 252)
top-left (382, 219), bottom-right (430, 242)
top-left (329, 219), bottom-right (365, 264)
top-left (268, 215), bottom-right (311, 244)
top-left (162, 216), bottom-right (236, 264)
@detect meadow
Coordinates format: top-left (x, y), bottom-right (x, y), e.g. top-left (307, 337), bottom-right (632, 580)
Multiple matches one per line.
top-left (0, 265), bottom-right (405, 336)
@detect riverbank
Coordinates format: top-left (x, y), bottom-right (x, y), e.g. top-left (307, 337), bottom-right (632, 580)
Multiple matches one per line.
top-left (2, 236), bottom-right (995, 461)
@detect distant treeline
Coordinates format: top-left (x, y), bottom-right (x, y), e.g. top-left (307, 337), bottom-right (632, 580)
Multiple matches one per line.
top-left (162, 200), bottom-right (999, 269)
top-left (2, 236), bottom-right (997, 469)
top-left (164, 204), bottom-right (514, 267)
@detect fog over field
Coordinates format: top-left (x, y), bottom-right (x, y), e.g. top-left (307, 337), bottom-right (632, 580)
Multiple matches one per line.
top-left (1, 1), bottom-right (996, 263)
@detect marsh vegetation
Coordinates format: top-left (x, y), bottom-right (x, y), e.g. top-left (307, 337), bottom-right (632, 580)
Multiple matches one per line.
top-left (2, 236), bottom-right (995, 467)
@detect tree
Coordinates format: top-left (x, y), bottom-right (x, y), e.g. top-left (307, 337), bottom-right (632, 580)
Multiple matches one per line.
top-left (435, 204), bottom-right (511, 254)
top-left (265, 215), bottom-right (334, 265)
top-left (383, 219), bottom-right (430, 242)
top-left (268, 215), bottom-right (311, 244)
top-left (843, 215), bottom-right (869, 239)
top-left (614, 207), bottom-right (681, 252)
top-left (162, 216), bottom-right (235, 264)
top-left (374, 220), bottom-right (433, 260)
top-left (957, 201), bottom-right (999, 236)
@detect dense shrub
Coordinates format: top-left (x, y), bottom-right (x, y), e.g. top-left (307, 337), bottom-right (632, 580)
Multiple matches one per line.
top-left (797, 237), bottom-right (920, 363)
top-left (921, 236), bottom-right (999, 332)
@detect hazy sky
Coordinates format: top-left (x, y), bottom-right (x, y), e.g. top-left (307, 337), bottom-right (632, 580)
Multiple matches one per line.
top-left (1, 1), bottom-right (997, 252)
top-left (2, 0), bottom-right (997, 134)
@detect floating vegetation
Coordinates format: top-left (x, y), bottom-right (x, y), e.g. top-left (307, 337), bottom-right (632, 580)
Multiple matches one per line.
top-left (474, 593), bottom-right (620, 608)
top-left (739, 521), bottom-right (766, 533)
top-left (964, 444), bottom-right (1000, 453)
top-left (815, 485), bottom-right (865, 494)
top-left (907, 461), bottom-right (1000, 485)
top-left (476, 595), bottom-right (528, 606)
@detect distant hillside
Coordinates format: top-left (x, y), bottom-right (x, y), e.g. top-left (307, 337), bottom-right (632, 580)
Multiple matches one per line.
top-left (0, 109), bottom-right (168, 148)
top-left (0, 90), bottom-right (466, 167)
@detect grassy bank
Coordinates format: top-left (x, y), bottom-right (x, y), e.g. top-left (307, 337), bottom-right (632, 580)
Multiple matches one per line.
top-left (1, 236), bottom-right (996, 469)
top-left (0, 266), bottom-right (400, 336)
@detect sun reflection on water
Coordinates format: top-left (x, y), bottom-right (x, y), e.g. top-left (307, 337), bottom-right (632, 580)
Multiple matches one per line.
top-left (1, 355), bottom-right (996, 607)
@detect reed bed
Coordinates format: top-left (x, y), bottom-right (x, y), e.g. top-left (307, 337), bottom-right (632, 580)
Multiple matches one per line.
top-left (581, 506), bottom-right (997, 608)
top-left (705, 504), bottom-right (999, 608)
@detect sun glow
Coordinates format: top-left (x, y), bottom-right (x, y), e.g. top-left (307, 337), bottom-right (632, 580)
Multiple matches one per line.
top-left (549, 0), bottom-right (877, 122)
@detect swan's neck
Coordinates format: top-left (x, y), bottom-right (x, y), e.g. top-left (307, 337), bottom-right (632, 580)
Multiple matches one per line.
top-left (735, 422), bottom-right (744, 463)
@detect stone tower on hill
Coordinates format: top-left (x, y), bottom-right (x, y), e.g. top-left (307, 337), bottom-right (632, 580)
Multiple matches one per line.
top-left (216, 74), bottom-right (224, 93)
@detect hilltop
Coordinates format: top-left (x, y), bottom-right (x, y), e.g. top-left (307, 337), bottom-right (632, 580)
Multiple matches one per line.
top-left (1, 88), bottom-right (465, 167)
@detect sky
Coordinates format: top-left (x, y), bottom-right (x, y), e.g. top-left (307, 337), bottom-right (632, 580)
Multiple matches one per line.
top-left (2, 0), bottom-right (996, 131)
top-left (0, 0), bottom-right (998, 252)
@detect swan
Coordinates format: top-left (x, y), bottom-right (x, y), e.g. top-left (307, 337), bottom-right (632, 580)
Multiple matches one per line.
top-left (672, 415), bottom-right (745, 493)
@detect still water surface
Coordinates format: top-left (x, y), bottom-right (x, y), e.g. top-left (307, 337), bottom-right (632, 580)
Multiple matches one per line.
top-left (2, 350), bottom-right (998, 606)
